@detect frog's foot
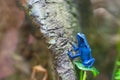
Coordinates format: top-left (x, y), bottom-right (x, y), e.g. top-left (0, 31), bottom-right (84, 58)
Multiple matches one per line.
top-left (71, 43), bottom-right (79, 51)
top-left (68, 50), bottom-right (81, 59)
top-left (83, 58), bottom-right (95, 68)
top-left (68, 51), bottom-right (73, 58)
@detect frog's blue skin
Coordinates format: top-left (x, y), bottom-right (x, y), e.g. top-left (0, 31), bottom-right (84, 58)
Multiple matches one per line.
top-left (68, 33), bottom-right (95, 68)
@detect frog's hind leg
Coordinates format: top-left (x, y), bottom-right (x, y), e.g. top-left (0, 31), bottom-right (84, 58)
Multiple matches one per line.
top-left (83, 58), bottom-right (95, 68)
top-left (88, 58), bottom-right (95, 68)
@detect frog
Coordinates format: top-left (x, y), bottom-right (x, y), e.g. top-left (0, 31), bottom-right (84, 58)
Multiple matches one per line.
top-left (68, 33), bottom-right (95, 68)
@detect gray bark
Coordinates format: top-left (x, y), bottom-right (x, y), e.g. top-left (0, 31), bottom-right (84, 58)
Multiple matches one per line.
top-left (25, 0), bottom-right (81, 80)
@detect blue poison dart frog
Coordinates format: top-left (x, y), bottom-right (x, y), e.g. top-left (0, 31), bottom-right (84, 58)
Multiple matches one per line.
top-left (68, 33), bottom-right (95, 68)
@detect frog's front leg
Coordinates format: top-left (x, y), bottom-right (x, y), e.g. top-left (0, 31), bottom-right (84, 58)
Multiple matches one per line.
top-left (83, 58), bottom-right (95, 68)
top-left (68, 51), bottom-right (80, 59)
top-left (70, 42), bottom-right (79, 51)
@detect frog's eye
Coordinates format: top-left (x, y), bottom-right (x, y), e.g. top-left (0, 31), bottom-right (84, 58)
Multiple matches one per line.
top-left (80, 38), bottom-right (84, 42)
top-left (85, 45), bottom-right (87, 48)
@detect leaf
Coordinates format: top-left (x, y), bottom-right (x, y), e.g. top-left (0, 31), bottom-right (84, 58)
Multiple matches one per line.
top-left (74, 60), bottom-right (99, 77)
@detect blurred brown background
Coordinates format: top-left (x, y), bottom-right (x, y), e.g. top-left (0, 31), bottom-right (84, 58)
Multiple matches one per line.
top-left (0, 0), bottom-right (55, 80)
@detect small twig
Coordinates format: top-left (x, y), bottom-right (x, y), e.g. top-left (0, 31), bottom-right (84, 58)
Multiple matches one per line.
top-left (31, 65), bottom-right (48, 80)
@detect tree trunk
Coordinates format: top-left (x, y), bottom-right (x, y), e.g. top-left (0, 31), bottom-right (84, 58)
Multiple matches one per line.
top-left (24, 0), bottom-right (81, 80)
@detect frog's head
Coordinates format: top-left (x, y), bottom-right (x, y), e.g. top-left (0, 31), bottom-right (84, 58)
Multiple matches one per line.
top-left (77, 33), bottom-right (85, 44)
top-left (76, 33), bottom-right (90, 49)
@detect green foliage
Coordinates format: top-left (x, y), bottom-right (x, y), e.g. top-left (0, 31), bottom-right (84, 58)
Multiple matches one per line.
top-left (115, 61), bottom-right (120, 80)
top-left (113, 28), bottom-right (120, 80)
top-left (115, 68), bottom-right (120, 79)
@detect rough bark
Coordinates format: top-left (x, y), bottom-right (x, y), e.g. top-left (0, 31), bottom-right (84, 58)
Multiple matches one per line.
top-left (24, 0), bottom-right (81, 80)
